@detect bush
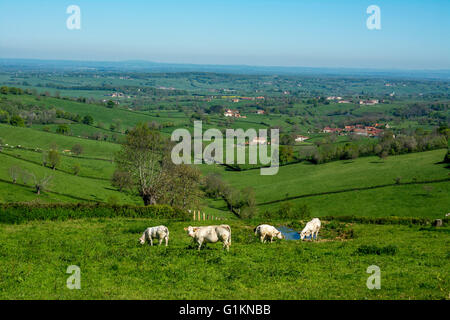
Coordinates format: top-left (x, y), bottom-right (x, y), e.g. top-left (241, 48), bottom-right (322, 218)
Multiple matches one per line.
top-left (321, 215), bottom-right (440, 226)
top-left (355, 244), bottom-right (398, 255)
top-left (71, 143), bottom-right (83, 156)
top-left (444, 149), bottom-right (450, 164)
top-left (0, 203), bottom-right (190, 224)
top-left (10, 115), bottom-right (25, 127)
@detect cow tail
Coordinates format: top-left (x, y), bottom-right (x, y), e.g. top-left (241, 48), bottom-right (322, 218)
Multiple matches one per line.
top-left (165, 226), bottom-right (169, 238)
top-left (254, 226), bottom-right (258, 236)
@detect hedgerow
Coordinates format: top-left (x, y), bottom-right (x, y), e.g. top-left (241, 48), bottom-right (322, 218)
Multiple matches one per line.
top-left (321, 215), bottom-right (448, 226)
top-left (0, 202), bottom-right (190, 224)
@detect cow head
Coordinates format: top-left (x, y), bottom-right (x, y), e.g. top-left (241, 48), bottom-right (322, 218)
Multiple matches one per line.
top-left (299, 230), bottom-right (310, 240)
top-left (276, 231), bottom-right (284, 240)
top-left (138, 234), bottom-right (146, 245)
top-left (184, 226), bottom-right (196, 238)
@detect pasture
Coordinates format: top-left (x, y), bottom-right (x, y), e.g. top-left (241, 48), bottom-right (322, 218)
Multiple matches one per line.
top-left (0, 217), bottom-right (448, 299)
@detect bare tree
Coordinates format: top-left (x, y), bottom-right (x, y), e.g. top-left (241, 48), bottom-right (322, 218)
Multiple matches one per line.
top-left (9, 165), bottom-right (21, 184)
top-left (32, 174), bottom-right (53, 195)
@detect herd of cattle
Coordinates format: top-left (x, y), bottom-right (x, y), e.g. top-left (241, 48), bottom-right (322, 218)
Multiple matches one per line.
top-left (139, 218), bottom-right (322, 251)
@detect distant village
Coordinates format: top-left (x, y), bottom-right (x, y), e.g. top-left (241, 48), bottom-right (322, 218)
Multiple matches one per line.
top-left (322, 123), bottom-right (389, 137)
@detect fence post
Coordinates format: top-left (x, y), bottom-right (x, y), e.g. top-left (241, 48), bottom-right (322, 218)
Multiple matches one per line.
top-left (203, 212), bottom-right (205, 221)
top-left (193, 210), bottom-right (196, 221)
top-left (198, 211), bottom-right (201, 221)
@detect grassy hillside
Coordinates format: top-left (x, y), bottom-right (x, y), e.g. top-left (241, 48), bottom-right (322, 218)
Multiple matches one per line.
top-left (0, 152), bottom-right (140, 204)
top-left (0, 218), bottom-right (448, 299)
top-left (201, 149), bottom-right (450, 218)
top-left (0, 124), bottom-right (119, 159)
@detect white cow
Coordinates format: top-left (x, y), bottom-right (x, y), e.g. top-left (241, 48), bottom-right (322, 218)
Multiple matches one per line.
top-left (184, 225), bottom-right (231, 251)
top-left (139, 226), bottom-right (169, 246)
top-left (299, 218), bottom-right (321, 241)
top-left (254, 224), bottom-right (284, 243)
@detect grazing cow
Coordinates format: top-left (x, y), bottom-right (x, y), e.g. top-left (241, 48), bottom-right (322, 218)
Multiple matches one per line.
top-left (139, 226), bottom-right (169, 246)
top-left (299, 218), bottom-right (321, 241)
top-left (184, 225), bottom-right (231, 251)
top-left (254, 224), bottom-right (284, 243)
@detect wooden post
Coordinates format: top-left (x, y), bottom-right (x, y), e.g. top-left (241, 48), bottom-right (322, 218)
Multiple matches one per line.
top-left (203, 212), bottom-right (205, 221)
top-left (198, 211), bottom-right (201, 221)
top-left (193, 210), bottom-right (196, 221)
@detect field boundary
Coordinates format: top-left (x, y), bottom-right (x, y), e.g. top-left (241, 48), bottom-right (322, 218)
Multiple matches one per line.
top-left (257, 177), bottom-right (450, 206)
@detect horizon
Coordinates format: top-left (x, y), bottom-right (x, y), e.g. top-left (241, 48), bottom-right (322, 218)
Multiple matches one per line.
top-left (1, 57), bottom-right (450, 72)
top-left (1, 0), bottom-right (449, 70)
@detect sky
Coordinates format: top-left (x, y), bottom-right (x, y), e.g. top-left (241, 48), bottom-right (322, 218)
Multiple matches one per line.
top-left (0, 0), bottom-right (449, 69)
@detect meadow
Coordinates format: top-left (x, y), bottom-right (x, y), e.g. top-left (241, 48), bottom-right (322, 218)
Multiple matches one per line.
top-left (0, 68), bottom-right (448, 300)
top-left (0, 217), bottom-right (448, 299)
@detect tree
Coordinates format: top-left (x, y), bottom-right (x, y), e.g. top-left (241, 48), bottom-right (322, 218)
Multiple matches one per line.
top-left (115, 123), bottom-right (168, 205)
top-left (9, 166), bottom-right (21, 183)
top-left (46, 149), bottom-right (61, 170)
top-left (71, 143), bottom-right (83, 156)
top-left (161, 164), bottom-right (202, 209)
top-left (82, 115), bottom-right (94, 125)
top-left (279, 146), bottom-right (294, 164)
top-left (280, 134), bottom-right (294, 146)
top-left (111, 170), bottom-right (133, 192)
top-left (116, 123), bottom-right (202, 207)
top-left (444, 149), bottom-right (450, 164)
top-left (10, 115), bottom-right (25, 127)
top-left (106, 100), bottom-right (115, 108)
top-left (56, 124), bottom-right (70, 135)
top-left (72, 163), bottom-right (81, 176)
top-left (0, 110), bottom-right (10, 123)
top-left (0, 86), bottom-right (8, 94)
top-left (32, 174), bottom-right (52, 195)
top-left (204, 173), bottom-right (227, 199)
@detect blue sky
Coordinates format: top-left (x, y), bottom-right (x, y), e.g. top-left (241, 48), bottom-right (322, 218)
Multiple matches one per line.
top-left (0, 0), bottom-right (449, 69)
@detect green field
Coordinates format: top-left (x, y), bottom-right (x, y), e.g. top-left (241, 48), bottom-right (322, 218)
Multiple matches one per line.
top-left (0, 69), bottom-right (449, 300)
top-left (0, 218), bottom-right (448, 299)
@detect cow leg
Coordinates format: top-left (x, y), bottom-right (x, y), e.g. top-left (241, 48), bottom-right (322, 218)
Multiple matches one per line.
top-left (149, 238), bottom-right (153, 246)
top-left (159, 238), bottom-right (163, 246)
top-left (197, 240), bottom-right (203, 251)
top-left (270, 236), bottom-right (273, 243)
top-left (260, 235), bottom-right (265, 243)
top-left (165, 236), bottom-right (168, 247)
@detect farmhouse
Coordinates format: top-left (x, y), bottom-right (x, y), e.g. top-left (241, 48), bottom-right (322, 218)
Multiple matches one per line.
top-left (322, 127), bottom-right (343, 134)
top-left (359, 99), bottom-right (379, 105)
top-left (295, 135), bottom-right (310, 142)
top-left (249, 137), bottom-right (267, 145)
top-left (224, 109), bottom-right (246, 118)
top-left (326, 96), bottom-right (343, 101)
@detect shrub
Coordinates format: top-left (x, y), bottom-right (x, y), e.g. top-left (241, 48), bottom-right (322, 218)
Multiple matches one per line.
top-left (355, 244), bottom-right (398, 256)
top-left (10, 115), bottom-right (25, 127)
top-left (0, 203), bottom-right (190, 224)
top-left (71, 143), bottom-right (83, 156)
top-left (444, 149), bottom-right (450, 164)
top-left (72, 163), bottom-right (81, 175)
